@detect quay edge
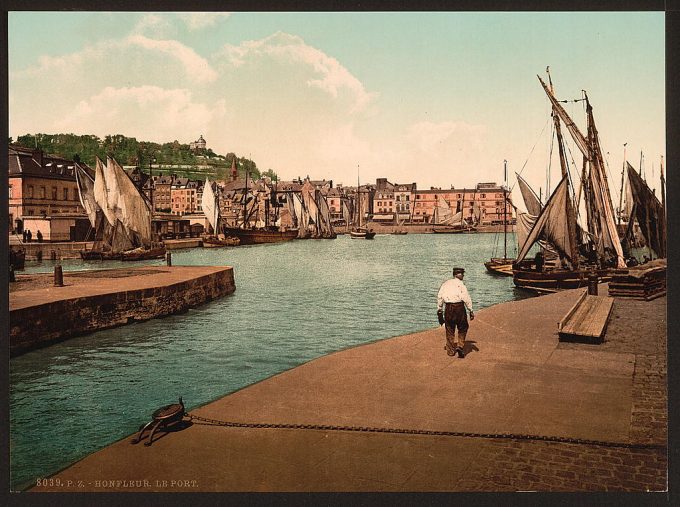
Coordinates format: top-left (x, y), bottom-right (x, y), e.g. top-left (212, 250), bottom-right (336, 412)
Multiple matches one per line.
top-left (9, 266), bottom-right (235, 357)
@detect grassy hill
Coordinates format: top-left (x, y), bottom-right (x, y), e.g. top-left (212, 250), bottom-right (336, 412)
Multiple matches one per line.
top-left (13, 133), bottom-right (276, 181)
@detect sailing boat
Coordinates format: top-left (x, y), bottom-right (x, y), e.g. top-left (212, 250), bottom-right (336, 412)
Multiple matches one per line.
top-left (350, 168), bottom-right (376, 239)
top-left (511, 71), bottom-right (625, 292)
top-left (222, 170), bottom-right (298, 245)
top-left (432, 196), bottom-right (476, 233)
top-left (201, 178), bottom-right (239, 247)
top-left (622, 161), bottom-right (666, 261)
top-left (485, 160), bottom-right (514, 275)
top-left (79, 157), bottom-right (166, 261)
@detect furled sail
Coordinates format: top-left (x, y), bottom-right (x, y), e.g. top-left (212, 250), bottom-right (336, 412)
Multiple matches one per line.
top-left (314, 190), bottom-right (335, 237)
top-left (202, 178), bottom-right (220, 234)
top-left (627, 162), bottom-right (666, 258)
top-left (516, 175), bottom-right (577, 264)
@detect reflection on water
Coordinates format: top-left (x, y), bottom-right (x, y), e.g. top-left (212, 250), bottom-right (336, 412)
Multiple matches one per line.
top-left (11, 233), bottom-right (530, 489)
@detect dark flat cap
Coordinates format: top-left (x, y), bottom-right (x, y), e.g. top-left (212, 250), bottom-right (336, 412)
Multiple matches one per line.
top-left (452, 267), bottom-right (465, 275)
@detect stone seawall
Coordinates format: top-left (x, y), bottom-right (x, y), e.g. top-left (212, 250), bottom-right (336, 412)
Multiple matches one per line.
top-left (10, 266), bottom-right (235, 356)
top-left (18, 241), bottom-right (95, 260)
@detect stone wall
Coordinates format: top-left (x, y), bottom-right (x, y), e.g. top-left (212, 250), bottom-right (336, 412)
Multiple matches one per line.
top-left (20, 241), bottom-right (94, 260)
top-left (10, 268), bottom-right (235, 356)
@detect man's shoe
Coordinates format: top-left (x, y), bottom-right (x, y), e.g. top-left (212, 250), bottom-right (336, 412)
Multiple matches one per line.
top-left (457, 349), bottom-right (466, 359)
top-left (446, 348), bottom-right (456, 357)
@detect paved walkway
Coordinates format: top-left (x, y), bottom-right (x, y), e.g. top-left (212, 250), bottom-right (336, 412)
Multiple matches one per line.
top-left (32, 287), bottom-right (667, 492)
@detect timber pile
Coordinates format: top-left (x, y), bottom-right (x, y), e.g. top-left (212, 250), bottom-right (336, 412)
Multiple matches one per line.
top-left (608, 259), bottom-right (666, 301)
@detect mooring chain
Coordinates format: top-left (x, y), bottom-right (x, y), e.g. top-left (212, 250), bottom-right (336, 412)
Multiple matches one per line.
top-left (185, 413), bottom-right (663, 450)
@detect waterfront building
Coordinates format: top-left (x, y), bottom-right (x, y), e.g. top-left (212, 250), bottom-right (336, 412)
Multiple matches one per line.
top-left (148, 174), bottom-right (174, 213)
top-left (326, 187), bottom-right (344, 223)
top-left (171, 178), bottom-right (200, 215)
top-left (394, 182), bottom-right (416, 223)
top-left (8, 145), bottom-right (91, 240)
top-left (412, 183), bottom-right (514, 225)
top-left (373, 178), bottom-right (396, 223)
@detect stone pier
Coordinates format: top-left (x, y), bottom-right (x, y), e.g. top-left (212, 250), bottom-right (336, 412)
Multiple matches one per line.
top-left (9, 266), bottom-right (235, 356)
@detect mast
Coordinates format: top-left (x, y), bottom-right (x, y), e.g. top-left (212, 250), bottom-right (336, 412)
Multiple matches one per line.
top-left (546, 68), bottom-right (569, 180)
top-left (357, 164), bottom-right (361, 229)
top-left (618, 143), bottom-right (627, 226)
top-left (243, 169), bottom-right (248, 228)
top-left (503, 160), bottom-right (507, 259)
top-left (660, 155), bottom-right (666, 211)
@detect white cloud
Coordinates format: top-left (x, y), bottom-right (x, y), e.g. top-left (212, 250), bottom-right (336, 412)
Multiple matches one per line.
top-left (177, 13), bottom-right (231, 31)
top-left (217, 32), bottom-right (377, 113)
top-left (126, 35), bottom-right (217, 83)
top-left (53, 86), bottom-right (223, 142)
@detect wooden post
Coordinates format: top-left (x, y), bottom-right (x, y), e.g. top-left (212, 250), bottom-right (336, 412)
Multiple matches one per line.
top-left (54, 265), bottom-right (64, 287)
top-left (587, 273), bottom-right (598, 295)
top-left (166, 251), bottom-right (172, 266)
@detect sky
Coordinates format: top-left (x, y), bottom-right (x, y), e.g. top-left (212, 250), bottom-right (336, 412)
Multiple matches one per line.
top-left (8, 11), bottom-right (666, 205)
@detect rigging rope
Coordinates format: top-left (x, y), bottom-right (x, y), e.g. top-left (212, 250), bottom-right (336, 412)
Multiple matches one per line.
top-left (510, 115), bottom-right (552, 193)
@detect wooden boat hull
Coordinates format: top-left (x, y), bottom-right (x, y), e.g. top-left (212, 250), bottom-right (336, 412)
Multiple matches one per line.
top-left (512, 266), bottom-right (613, 292)
top-left (484, 258), bottom-right (515, 276)
top-left (432, 225), bottom-right (476, 234)
top-left (222, 227), bottom-right (298, 245)
top-left (120, 246), bottom-right (167, 261)
top-left (350, 230), bottom-right (376, 239)
top-left (80, 250), bottom-right (121, 261)
top-left (202, 236), bottom-right (240, 247)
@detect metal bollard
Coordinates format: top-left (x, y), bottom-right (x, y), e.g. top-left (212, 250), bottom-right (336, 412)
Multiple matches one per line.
top-left (36, 250), bottom-right (43, 262)
top-left (54, 265), bottom-right (64, 287)
top-left (9, 265), bottom-right (16, 283)
top-left (587, 273), bottom-right (598, 295)
top-left (165, 251), bottom-right (172, 266)
top-left (50, 250), bottom-right (57, 261)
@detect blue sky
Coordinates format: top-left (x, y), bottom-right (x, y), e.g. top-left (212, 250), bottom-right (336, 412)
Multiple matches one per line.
top-left (8, 11), bottom-right (665, 201)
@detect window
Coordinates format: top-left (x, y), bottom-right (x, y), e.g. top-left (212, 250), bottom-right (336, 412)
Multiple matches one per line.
top-left (481, 194), bottom-right (486, 198)
top-left (406, 195), bottom-right (410, 201)
top-left (40, 186), bottom-right (46, 199)
top-left (52, 187), bottom-right (58, 200)
top-left (28, 185), bottom-right (34, 198)
top-left (63, 188), bottom-right (69, 200)
top-left (389, 201), bottom-right (393, 206)
top-left (8, 185), bottom-right (12, 199)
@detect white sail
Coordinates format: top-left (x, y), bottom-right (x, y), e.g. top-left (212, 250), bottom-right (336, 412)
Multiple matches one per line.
top-left (75, 163), bottom-right (99, 227)
top-left (202, 178), bottom-right (220, 234)
top-left (315, 190), bottom-right (335, 236)
top-left (94, 157), bottom-right (116, 226)
top-left (516, 173), bottom-right (542, 216)
top-left (104, 157), bottom-right (153, 244)
top-left (517, 175), bottom-right (577, 264)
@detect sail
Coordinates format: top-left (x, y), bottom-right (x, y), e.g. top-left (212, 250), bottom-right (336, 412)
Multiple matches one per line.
top-left (472, 201), bottom-right (482, 225)
top-left (627, 162), bottom-right (666, 258)
top-left (105, 157), bottom-right (153, 243)
top-left (75, 163), bottom-right (100, 227)
top-left (516, 173), bottom-right (542, 216)
top-left (342, 198), bottom-right (352, 224)
top-left (202, 178), bottom-right (220, 234)
top-left (285, 192), bottom-right (298, 228)
top-left (517, 175), bottom-right (578, 264)
top-left (315, 190), bottom-right (335, 237)
top-left (93, 157), bottom-right (116, 226)
top-left (434, 197), bottom-right (461, 225)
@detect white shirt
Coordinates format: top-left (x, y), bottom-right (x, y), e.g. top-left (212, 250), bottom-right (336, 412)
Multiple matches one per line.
top-left (437, 277), bottom-right (473, 313)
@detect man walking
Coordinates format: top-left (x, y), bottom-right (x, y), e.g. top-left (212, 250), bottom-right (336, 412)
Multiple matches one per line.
top-left (437, 267), bottom-right (474, 358)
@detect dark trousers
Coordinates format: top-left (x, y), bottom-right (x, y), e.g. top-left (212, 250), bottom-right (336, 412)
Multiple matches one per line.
top-left (444, 302), bottom-right (469, 351)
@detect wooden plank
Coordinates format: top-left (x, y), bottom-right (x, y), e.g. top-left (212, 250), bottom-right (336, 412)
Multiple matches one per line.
top-left (557, 289), bottom-right (587, 331)
top-left (559, 295), bottom-right (614, 339)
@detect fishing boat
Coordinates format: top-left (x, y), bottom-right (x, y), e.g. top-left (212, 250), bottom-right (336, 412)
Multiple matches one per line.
top-left (222, 170), bottom-right (298, 245)
top-left (78, 157), bottom-right (166, 261)
top-left (350, 168), bottom-right (376, 239)
top-left (512, 70), bottom-right (626, 292)
top-left (485, 161), bottom-right (514, 276)
top-left (201, 178), bottom-right (240, 247)
top-left (431, 196), bottom-right (476, 233)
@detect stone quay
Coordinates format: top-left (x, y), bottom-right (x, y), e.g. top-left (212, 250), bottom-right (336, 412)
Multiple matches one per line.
top-left (30, 284), bottom-right (666, 492)
top-left (9, 266), bottom-right (235, 356)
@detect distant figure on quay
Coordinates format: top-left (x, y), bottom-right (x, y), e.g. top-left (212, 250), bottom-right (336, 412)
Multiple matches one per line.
top-left (437, 267), bottom-right (474, 358)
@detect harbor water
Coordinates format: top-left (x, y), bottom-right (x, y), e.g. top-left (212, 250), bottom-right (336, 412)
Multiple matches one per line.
top-left (10, 232), bottom-right (528, 490)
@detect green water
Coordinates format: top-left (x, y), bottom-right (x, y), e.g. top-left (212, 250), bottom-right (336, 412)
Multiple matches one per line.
top-left (10, 232), bottom-right (527, 490)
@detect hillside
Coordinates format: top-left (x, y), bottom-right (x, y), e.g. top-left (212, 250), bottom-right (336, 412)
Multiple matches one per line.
top-left (12, 133), bottom-right (277, 181)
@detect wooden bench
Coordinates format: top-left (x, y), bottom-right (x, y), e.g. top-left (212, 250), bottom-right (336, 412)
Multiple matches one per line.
top-left (557, 290), bottom-right (615, 343)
